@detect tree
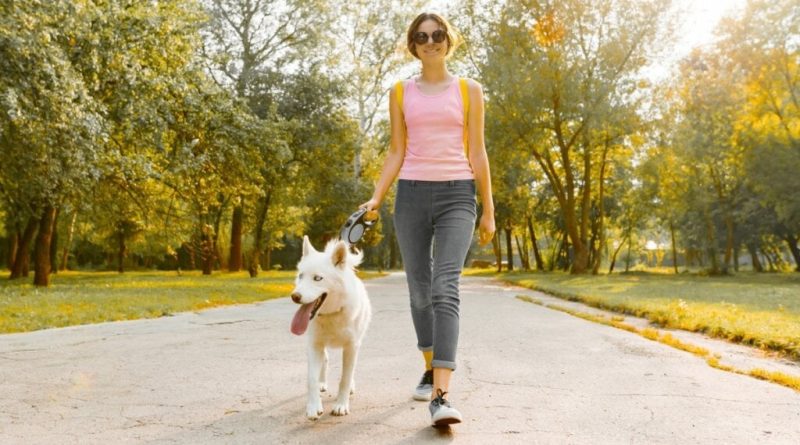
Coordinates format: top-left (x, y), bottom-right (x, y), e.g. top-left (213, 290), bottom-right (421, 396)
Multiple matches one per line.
top-left (200, 0), bottom-right (330, 272)
top-left (0, 0), bottom-right (103, 285)
top-left (718, 0), bottom-right (800, 270)
top-left (333, 0), bottom-right (423, 178)
top-left (475, 0), bottom-right (676, 273)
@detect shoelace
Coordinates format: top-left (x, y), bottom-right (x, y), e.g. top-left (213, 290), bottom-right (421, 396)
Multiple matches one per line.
top-left (432, 389), bottom-right (449, 407)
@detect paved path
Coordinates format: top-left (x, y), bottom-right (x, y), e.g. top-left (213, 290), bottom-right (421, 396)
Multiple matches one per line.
top-left (1, 273), bottom-right (799, 444)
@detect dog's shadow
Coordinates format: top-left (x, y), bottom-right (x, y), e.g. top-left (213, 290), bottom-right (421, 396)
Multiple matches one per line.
top-left (285, 397), bottom-right (457, 444)
top-left (153, 393), bottom-right (458, 443)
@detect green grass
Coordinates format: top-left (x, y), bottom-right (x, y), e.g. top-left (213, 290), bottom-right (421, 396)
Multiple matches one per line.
top-left (468, 269), bottom-right (800, 360)
top-left (0, 270), bottom-right (386, 334)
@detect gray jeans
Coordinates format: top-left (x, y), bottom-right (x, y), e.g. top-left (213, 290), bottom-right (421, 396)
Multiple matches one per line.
top-left (394, 179), bottom-right (477, 370)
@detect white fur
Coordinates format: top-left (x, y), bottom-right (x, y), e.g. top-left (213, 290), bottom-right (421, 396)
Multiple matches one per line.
top-left (292, 236), bottom-right (372, 420)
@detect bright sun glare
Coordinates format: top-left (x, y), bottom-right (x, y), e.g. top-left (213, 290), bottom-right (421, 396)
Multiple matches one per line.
top-left (421, 0), bottom-right (749, 79)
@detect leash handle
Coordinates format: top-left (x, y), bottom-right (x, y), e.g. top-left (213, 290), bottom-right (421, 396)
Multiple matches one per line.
top-left (364, 210), bottom-right (379, 224)
top-left (340, 208), bottom-right (379, 245)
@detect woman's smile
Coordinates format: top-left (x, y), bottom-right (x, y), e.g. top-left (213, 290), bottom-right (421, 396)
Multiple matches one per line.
top-left (423, 46), bottom-right (443, 56)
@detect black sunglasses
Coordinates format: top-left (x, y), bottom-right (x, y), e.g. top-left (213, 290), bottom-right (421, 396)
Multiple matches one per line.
top-left (413, 29), bottom-right (447, 45)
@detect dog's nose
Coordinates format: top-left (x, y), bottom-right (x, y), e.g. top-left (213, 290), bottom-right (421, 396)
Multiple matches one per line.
top-left (291, 292), bottom-right (302, 303)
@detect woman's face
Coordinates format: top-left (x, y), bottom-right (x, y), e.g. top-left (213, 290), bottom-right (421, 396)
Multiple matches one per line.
top-left (414, 19), bottom-right (447, 61)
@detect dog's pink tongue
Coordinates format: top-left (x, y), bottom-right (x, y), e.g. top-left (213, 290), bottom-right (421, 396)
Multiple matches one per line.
top-left (291, 303), bottom-right (314, 335)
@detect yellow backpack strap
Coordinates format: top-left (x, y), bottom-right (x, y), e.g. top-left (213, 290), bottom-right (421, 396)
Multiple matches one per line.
top-left (459, 78), bottom-right (471, 164)
top-left (395, 80), bottom-right (407, 144)
top-left (395, 80), bottom-right (405, 116)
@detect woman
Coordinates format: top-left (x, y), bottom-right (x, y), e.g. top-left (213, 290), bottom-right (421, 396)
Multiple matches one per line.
top-left (360, 12), bottom-right (495, 427)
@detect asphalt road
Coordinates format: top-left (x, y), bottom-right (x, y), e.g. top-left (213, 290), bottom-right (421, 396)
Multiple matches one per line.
top-left (1, 272), bottom-right (798, 444)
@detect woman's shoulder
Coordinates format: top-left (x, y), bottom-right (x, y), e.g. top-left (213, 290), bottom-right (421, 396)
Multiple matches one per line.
top-left (391, 78), bottom-right (412, 90)
top-left (459, 77), bottom-right (483, 93)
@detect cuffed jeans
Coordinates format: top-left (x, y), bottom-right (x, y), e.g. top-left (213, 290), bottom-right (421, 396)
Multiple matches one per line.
top-left (394, 179), bottom-right (477, 371)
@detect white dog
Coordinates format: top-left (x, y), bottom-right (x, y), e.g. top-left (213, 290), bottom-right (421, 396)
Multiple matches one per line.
top-left (290, 236), bottom-right (372, 420)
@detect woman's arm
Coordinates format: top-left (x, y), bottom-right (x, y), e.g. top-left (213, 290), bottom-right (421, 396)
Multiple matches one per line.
top-left (361, 83), bottom-right (406, 211)
top-left (466, 79), bottom-right (496, 246)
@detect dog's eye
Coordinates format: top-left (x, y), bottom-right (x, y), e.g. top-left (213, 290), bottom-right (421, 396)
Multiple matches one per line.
top-left (313, 275), bottom-right (323, 282)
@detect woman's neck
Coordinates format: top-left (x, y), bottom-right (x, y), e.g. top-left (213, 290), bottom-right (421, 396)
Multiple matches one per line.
top-left (419, 61), bottom-right (450, 84)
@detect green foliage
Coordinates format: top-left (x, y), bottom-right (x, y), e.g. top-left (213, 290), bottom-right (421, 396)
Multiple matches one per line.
top-left (2, 0), bottom-right (798, 277)
top-left (465, 0), bottom-right (676, 273)
top-left (0, 0), bottom-right (104, 220)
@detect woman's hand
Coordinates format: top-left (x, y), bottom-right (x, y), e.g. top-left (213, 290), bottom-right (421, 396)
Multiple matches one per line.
top-left (360, 198), bottom-right (380, 212)
top-left (478, 211), bottom-right (495, 246)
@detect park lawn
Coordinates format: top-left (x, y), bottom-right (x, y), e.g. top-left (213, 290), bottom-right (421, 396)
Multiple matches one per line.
top-left (464, 268), bottom-right (800, 360)
top-left (0, 270), bottom-right (386, 334)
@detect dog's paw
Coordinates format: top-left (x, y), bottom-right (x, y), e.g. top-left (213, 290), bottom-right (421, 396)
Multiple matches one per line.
top-left (331, 401), bottom-right (350, 416)
top-left (306, 400), bottom-right (324, 420)
top-left (319, 382), bottom-right (328, 392)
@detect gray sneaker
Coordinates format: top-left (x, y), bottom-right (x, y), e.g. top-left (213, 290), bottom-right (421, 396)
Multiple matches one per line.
top-left (429, 389), bottom-right (462, 427)
top-left (413, 370), bottom-right (433, 401)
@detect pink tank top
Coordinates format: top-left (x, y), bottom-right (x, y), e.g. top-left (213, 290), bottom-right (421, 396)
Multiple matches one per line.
top-left (398, 78), bottom-right (474, 181)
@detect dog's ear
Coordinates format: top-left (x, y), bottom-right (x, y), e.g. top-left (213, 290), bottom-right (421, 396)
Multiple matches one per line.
top-left (302, 236), bottom-right (317, 257)
top-left (332, 240), bottom-right (347, 268)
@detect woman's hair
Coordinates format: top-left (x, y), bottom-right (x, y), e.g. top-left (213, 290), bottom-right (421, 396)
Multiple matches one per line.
top-left (406, 12), bottom-right (461, 60)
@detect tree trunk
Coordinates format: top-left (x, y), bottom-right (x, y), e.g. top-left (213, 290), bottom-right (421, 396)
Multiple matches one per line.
top-left (785, 235), bottom-right (800, 272)
top-left (515, 235), bottom-right (530, 270)
top-left (746, 243), bottom-right (764, 272)
top-left (764, 246), bottom-right (776, 271)
top-left (723, 216), bottom-right (734, 273)
top-left (587, 218), bottom-right (599, 271)
top-left (505, 222), bottom-right (514, 272)
top-left (249, 190), bottom-right (271, 278)
top-left (706, 216), bottom-right (720, 275)
top-left (49, 208), bottom-right (59, 274)
top-left (60, 212), bottom-right (77, 271)
top-left (7, 230), bottom-right (19, 272)
top-left (229, 204), bottom-right (244, 271)
top-left (212, 204), bottom-right (224, 271)
top-left (570, 240), bottom-right (589, 273)
top-left (527, 216), bottom-right (544, 271)
top-left (608, 235), bottom-right (628, 274)
top-left (10, 217), bottom-right (37, 280)
top-left (493, 231), bottom-right (502, 273)
top-left (550, 231), bottom-right (566, 272)
top-left (670, 221), bottom-right (679, 274)
top-left (201, 224), bottom-right (214, 275)
top-left (592, 140), bottom-right (610, 275)
top-left (33, 205), bottom-right (56, 287)
top-left (624, 236), bottom-right (632, 272)
top-left (117, 230), bottom-right (126, 273)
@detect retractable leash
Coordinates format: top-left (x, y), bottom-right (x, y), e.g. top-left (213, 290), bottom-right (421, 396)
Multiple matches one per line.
top-left (339, 208), bottom-right (379, 245)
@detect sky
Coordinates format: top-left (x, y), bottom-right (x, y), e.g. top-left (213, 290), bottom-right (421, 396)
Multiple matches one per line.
top-left (420, 0), bottom-right (749, 80)
top-left (676, 0), bottom-right (747, 52)
top-left (659, 0), bottom-right (748, 77)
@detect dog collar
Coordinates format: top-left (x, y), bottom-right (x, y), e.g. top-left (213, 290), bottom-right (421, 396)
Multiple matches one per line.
top-left (316, 307), bottom-right (344, 317)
